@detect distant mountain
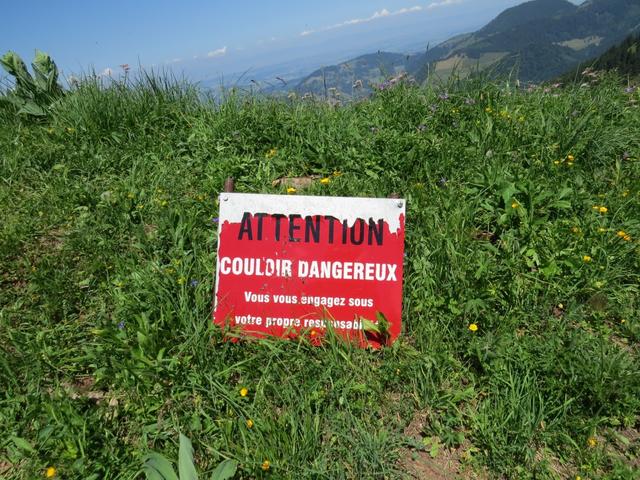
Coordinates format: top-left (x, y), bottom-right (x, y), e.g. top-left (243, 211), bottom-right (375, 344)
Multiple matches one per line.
top-left (293, 52), bottom-right (413, 99)
top-left (293, 0), bottom-right (640, 96)
top-left (414, 0), bottom-right (640, 83)
top-left (559, 33), bottom-right (640, 81)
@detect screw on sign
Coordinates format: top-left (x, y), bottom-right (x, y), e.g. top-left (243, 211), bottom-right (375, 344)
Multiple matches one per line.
top-left (213, 193), bottom-right (405, 348)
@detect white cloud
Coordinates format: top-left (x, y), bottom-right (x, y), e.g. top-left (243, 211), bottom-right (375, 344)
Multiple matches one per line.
top-left (300, 2), bottom-right (458, 36)
top-left (427, 0), bottom-right (463, 9)
top-left (207, 46), bottom-right (227, 58)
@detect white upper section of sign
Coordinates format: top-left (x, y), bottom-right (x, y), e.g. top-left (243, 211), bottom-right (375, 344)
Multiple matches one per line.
top-left (219, 193), bottom-right (405, 233)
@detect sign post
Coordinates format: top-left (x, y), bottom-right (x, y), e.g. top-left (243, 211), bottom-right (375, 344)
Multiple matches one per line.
top-left (213, 193), bottom-right (405, 347)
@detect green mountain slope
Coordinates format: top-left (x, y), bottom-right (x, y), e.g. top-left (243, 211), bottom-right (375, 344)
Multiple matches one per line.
top-left (294, 0), bottom-right (640, 95)
top-left (414, 0), bottom-right (640, 82)
top-left (294, 52), bottom-right (410, 98)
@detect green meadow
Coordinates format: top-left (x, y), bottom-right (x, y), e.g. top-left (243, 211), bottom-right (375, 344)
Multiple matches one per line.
top-left (1, 71), bottom-right (639, 479)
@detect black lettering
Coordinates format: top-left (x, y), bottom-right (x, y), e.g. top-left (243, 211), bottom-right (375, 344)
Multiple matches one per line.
top-left (289, 214), bottom-right (302, 242)
top-left (305, 216), bottom-right (321, 243)
top-left (368, 218), bottom-right (384, 246)
top-left (273, 214), bottom-right (286, 241)
top-left (255, 213), bottom-right (267, 240)
top-left (238, 212), bottom-right (253, 240)
top-left (325, 216), bottom-right (337, 244)
top-left (350, 219), bottom-right (365, 245)
top-left (341, 220), bottom-right (349, 244)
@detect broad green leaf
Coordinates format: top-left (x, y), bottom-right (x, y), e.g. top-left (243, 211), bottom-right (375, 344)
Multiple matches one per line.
top-left (210, 459), bottom-right (238, 480)
top-left (178, 433), bottom-right (199, 480)
top-left (10, 436), bottom-right (36, 453)
top-left (143, 453), bottom-right (178, 480)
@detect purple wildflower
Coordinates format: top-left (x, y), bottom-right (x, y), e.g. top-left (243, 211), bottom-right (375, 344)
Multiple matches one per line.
top-left (438, 177), bottom-right (448, 188)
top-left (417, 124), bottom-right (427, 132)
top-left (117, 321), bottom-right (125, 330)
top-left (190, 279), bottom-right (199, 287)
top-left (438, 92), bottom-right (449, 101)
top-left (211, 217), bottom-right (219, 224)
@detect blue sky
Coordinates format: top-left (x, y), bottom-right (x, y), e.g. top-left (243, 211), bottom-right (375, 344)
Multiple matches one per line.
top-left (2, 0), bottom-right (584, 83)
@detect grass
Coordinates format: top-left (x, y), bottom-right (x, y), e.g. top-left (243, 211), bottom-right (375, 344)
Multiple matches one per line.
top-left (1, 72), bottom-right (639, 479)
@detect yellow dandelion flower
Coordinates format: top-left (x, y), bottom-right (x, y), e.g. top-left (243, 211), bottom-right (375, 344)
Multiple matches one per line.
top-left (468, 323), bottom-right (478, 332)
top-left (319, 178), bottom-right (331, 185)
top-left (597, 227), bottom-right (607, 233)
top-left (286, 187), bottom-right (296, 194)
top-left (240, 387), bottom-right (248, 397)
top-left (622, 190), bottom-right (629, 197)
top-left (582, 255), bottom-right (592, 263)
top-left (511, 202), bottom-right (520, 209)
top-left (587, 436), bottom-right (597, 448)
top-left (246, 419), bottom-right (254, 428)
top-left (554, 160), bottom-right (561, 165)
top-left (623, 234), bottom-right (632, 241)
top-left (177, 276), bottom-right (186, 285)
top-left (567, 154), bottom-right (575, 162)
top-left (571, 226), bottom-right (580, 234)
top-left (46, 467), bottom-right (56, 478)
top-left (265, 148), bottom-right (277, 159)
top-left (261, 460), bottom-right (270, 471)
top-left (598, 206), bottom-right (608, 214)
top-left (332, 170), bottom-right (342, 177)
top-left (617, 230), bottom-right (627, 238)
top-left (557, 303), bottom-right (564, 310)
top-left (567, 162), bottom-right (574, 167)
top-left (621, 319), bottom-right (626, 324)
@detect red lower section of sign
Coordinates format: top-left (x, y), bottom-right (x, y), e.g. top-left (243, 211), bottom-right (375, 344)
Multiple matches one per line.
top-left (213, 213), bottom-right (404, 348)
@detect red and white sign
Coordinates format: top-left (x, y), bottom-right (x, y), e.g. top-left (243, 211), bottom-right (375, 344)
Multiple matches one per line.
top-left (213, 193), bottom-right (405, 347)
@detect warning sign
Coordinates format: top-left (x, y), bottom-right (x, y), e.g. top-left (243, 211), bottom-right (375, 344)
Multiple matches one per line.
top-left (213, 193), bottom-right (405, 347)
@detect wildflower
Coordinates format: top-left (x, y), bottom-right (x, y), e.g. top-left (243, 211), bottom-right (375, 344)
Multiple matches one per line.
top-left (189, 279), bottom-right (199, 287)
top-left (417, 124), bottom-right (427, 132)
top-left (211, 217), bottom-right (219, 224)
top-left (438, 177), bottom-right (448, 188)
top-left (554, 160), bottom-right (561, 165)
top-left (136, 204), bottom-right (144, 210)
top-left (177, 276), bottom-right (186, 285)
top-left (240, 387), bottom-right (248, 397)
top-left (468, 323), bottom-right (478, 332)
top-left (583, 255), bottom-right (592, 263)
top-left (117, 321), bottom-right (125, 330)
top-left (485, 107), bottom-right (492, 113)
top-left (47, 127), bottom-right (54, 134)
top-left (623, 234), bottom-right (632, 241)
top-left (597, 227), bottom-right (607, 233)
top-left (265, 148), bottom-right (277, 159)
top-left (246, 419), bottom-right (254, 429)
top-left (46, 467), bottom-right (56, 478)
top-left (557, 303), bottom-right (564, 310)
top-left (161, 200), bottom-right (168, 207)
top-left (511, 202), bottom-right (520, 209)
top-left (598, 206), bottom-right (608, 214)
top-left (622, 190), bottom-right (629, 197)
top-left (319, 178), bottom-right (331, 185)
top-left (571, 226), bottom-right (580, 234)
top-left (621, 319), bottom-right (626, 324)
top-left (567, 154), bottom-right (575, 162)
top-left (261, 460), bottom-right (270, 471)
top-left (621, 151), bottom-right (630, 160)
top-left (587, 436), bottom-right (597, 448)
top-left (286, 187), bottom-right (296, 194)
top-left (332, 170), bottom-right (342, 177)
top-left (66, 127), bottom-right (75, 133)
top-left (438, 92), bottom-right (449, 101)
top-left (127, 192), bottom-right (135, 199)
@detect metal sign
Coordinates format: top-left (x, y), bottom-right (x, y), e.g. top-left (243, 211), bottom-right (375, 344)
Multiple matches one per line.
top-left (213, 193), bottom-right (405, 347)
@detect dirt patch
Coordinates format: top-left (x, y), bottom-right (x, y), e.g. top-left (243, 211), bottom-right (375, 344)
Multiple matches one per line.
top-left (39, 227), bottom-right (67, 251)
top-left (272, 175), bottom-right (321, 190)
top-left (398, 411), bottom-right (487, 480)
